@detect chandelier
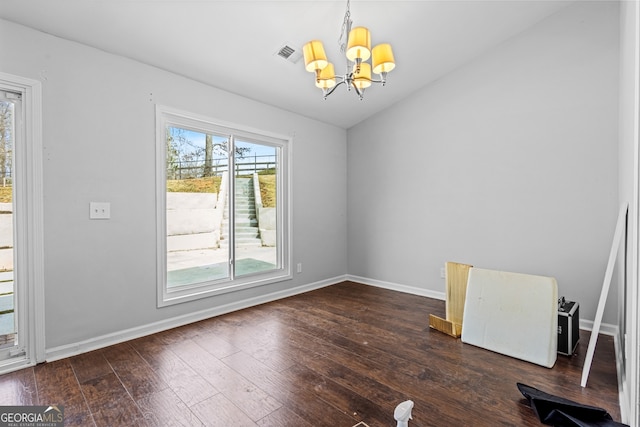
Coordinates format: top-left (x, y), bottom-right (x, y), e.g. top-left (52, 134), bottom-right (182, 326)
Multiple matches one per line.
top-left (302, 0), bottom-right (396, 100)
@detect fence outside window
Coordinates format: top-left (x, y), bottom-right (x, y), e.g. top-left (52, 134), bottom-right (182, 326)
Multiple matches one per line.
top-left (167, 155), bottom-right (275, 179)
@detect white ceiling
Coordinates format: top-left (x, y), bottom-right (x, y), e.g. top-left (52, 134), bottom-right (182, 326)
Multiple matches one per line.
top-left (0, 0), bottom-right (574, 129)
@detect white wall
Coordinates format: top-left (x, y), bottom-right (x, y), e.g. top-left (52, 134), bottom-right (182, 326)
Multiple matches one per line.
top-left (0, 18), bottom-right (348, 350)
top-left (347, 1), bottom-right (620, 324)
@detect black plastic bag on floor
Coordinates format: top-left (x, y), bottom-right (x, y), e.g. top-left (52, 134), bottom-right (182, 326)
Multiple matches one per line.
top-left (517, 383), bottom-right (629, 427)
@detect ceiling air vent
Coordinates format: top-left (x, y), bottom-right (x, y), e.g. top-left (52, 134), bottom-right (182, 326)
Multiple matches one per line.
top-left (278, 45), bottom-right (295, 59)
top-left (276, 44), bottom-right (302, 64)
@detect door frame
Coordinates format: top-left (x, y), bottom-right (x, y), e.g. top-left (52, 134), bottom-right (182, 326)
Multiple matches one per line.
top-left (0, 72), bottom-right (45, 373)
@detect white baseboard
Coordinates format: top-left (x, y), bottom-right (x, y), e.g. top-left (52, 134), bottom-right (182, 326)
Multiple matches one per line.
top-left (45, 276), bottom-right (345, 362)
top-left (578, 318), bottom-right (619, 336)
top-left (346, 274), bottom-right (446, 301)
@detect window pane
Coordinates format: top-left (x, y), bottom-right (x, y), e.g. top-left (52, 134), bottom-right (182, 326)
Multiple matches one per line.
top-left (234, 140), bottom-right (277, 277)
top-left (0, 100), bottom-right (15, 349)
top-left (166, 126), bottom-right (230, 288)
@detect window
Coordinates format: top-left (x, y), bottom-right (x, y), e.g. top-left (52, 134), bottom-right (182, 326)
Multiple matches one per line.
top-left (156, 106), bottom-right (291, 307)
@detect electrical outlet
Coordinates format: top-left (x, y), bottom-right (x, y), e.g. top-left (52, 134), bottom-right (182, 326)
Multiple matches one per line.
top-left (440, 267), bottom-right (445, 279)
top-left (297, 263), bottom-right (302, 273)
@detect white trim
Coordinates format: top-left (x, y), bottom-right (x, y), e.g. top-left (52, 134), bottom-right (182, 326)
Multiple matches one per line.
top-left (45, 275), bottom-right (343, 362)
top-left (346, 274), bottom-right (446, 301)
top-left (0, 72), bottom-right (45, 374)
top-left (626, 1), bottom-right (640, 425)
top-left (613, 329), bottom-right (629, 424)
top-left (579, 318), bottom-right (619, 337)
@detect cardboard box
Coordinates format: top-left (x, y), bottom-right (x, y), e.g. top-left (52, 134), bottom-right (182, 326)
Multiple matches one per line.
top-left (558, 299), bottom-right (579, 356)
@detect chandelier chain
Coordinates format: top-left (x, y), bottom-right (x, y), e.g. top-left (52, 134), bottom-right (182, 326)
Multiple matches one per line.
top-left (338, 0), bottom-right (352, 54)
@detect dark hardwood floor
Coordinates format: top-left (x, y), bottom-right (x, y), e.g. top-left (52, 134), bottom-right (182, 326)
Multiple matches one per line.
top-left (0, 281), bottom-right (622, 426)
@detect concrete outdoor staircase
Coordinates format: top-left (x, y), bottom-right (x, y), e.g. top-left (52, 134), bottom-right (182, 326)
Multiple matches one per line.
top-left (220, 177), bottom-right (262, 248)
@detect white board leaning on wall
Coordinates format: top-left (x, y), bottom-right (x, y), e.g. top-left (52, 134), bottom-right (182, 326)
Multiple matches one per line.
top-left (461, 267), bottom-right (558, 368)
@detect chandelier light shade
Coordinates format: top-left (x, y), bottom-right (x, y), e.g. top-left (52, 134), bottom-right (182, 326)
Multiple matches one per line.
top-left (302, 0), bottom-right (395, 100)
top-left (352, 62), bottom-right (372, 89)
top-left (346, 26), bottom-right (371, 63)
top-left (315, 63), bottom-right (336, 89)
top-left (303, 40), bottom-right (328, 73)
top-left (372, 43), bottom-right (396, 75)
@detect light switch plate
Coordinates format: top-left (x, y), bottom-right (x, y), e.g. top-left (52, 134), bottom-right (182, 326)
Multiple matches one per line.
top-left (89, 202), bottom-right (110, 219)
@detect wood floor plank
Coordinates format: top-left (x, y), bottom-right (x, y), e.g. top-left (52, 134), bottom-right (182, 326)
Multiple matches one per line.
top-left (0, 366), bottom-right (37, 405)
top-left (221, 350), bottom-right (359, 427)
top-left (131, 337), bottom-right (219, 406)
top-left (68, 349), bottom-right (113, 384)
top-left (191, 333), bottom-right (240, 360)
top-left (203, 316), bottom-right (296, 372)
top-left (128, 333), bottom-right (174, 370)
top-left (190, 393), bottom-right (258, 427)
top-left (80, 372), bottom-right (152, 427)
top-left (136, 388), bottom-right (204, 427)
top-left (172, 339), bottom-right (282, 421)
top-left (255, 406), bottom-right (314, 427)
top-left (283, 363), bottom-right (393, 427)
top-left (34, 359), bottom-right (91, 416)
top-left (60, 410), bottom-right (97, 427)
top-left (263, 337), bottom-right (411, 414)
top-left (101, 343), bottom-right (169, 400)
top-left (298, 282), bottom-right (438, 335)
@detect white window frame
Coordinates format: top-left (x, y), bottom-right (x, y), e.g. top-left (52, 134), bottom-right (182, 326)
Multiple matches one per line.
top-left (0, 72), bottom-right (45, 373)
top-left (156, 105), bottom-right (291, 307)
